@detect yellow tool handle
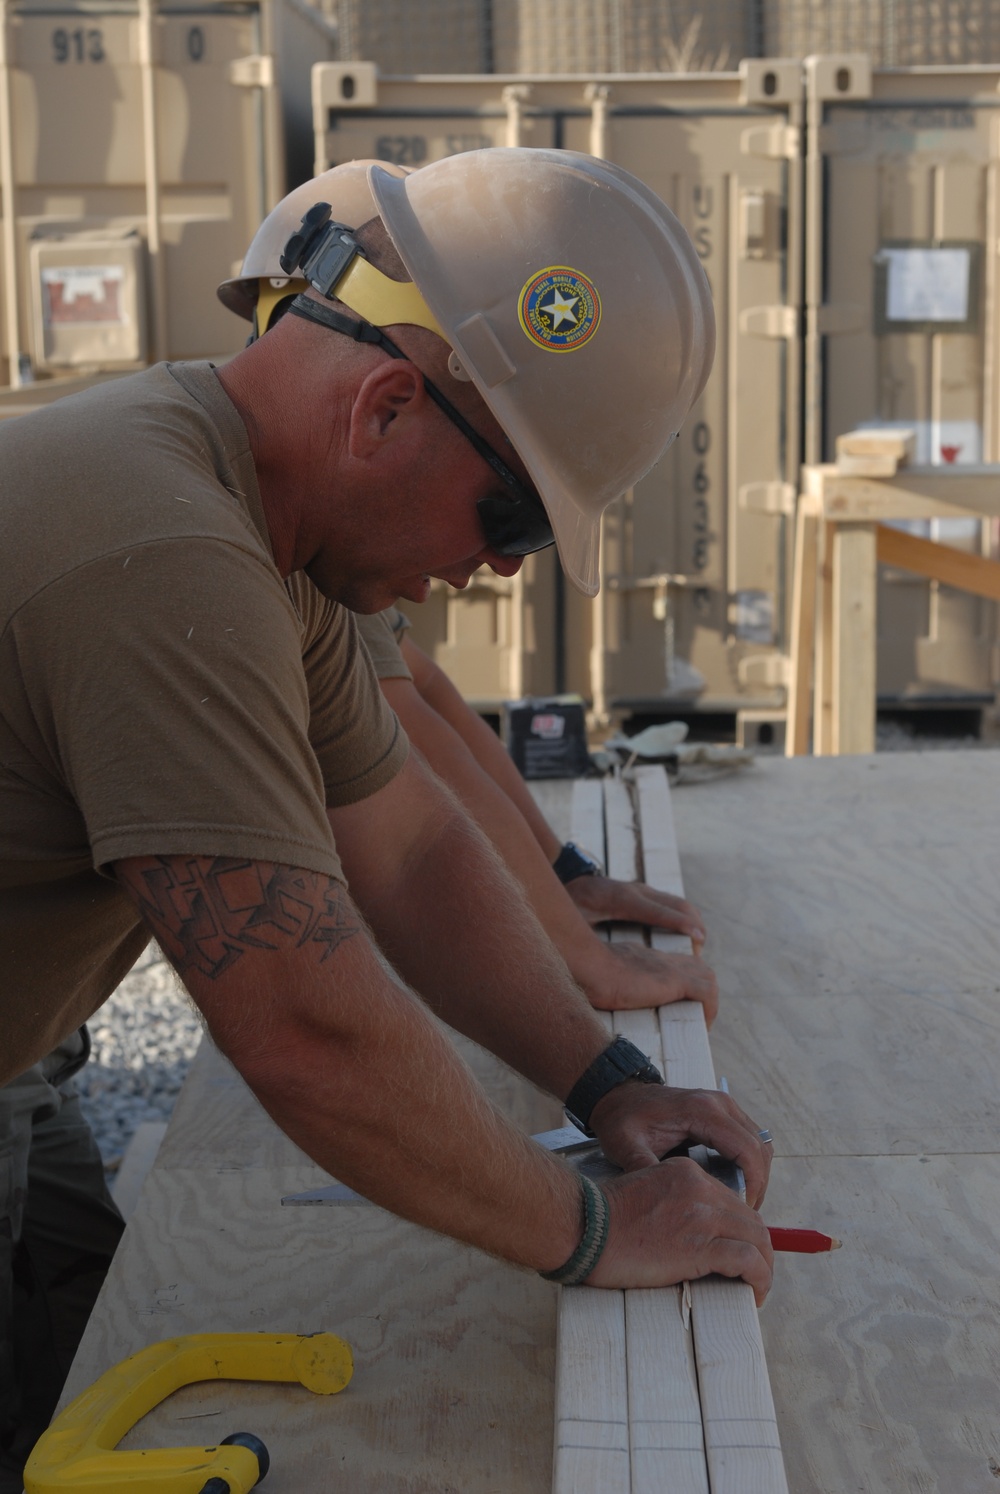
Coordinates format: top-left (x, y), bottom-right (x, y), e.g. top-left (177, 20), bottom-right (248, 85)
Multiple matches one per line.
top-left (24, 1331), bottom-right (353, 1494)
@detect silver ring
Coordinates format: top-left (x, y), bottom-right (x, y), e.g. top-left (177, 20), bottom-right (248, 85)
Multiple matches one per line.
top-left (757, 1129), bottom-right (774, 1145)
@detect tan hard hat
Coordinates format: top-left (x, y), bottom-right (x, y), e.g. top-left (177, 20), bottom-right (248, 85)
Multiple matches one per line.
top-left (369, 148), bottom-right (715, 596)
top-left (217, 160), bottom-right (408, 328)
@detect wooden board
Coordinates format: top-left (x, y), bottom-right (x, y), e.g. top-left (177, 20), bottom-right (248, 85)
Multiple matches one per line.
top-left (111, 1120), bottom-right (167, 1222)
top-left (831, 522), bottom-right (877, 755)
top-left (876, 521), bottom-right (1000, 602)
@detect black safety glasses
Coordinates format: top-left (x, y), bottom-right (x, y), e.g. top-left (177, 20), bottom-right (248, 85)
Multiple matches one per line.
top-left (286, 295), bottom-right (555, 559)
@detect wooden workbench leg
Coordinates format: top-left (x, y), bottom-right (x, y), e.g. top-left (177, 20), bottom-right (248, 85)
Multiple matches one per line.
top-left (785, 500), bottom-right (820, 756)
top-left (813, 520), bottom-right (835, 755)
top-left (831, 522), bottom-right (877, 755)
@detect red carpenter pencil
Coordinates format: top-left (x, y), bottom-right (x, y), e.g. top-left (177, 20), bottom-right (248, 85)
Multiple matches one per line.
top-left (768, 1227), bottom-right (841, 1254)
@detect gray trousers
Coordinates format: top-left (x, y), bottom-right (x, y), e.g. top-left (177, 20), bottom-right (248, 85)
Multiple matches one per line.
top-left (0, 1031), bottom-right (124, 1493)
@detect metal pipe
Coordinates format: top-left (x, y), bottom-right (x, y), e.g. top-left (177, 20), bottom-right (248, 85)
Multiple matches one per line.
top-left (0, 0), bottom-right (23, 387)
top-left (502, 84), bottom-right (529, 149)
top-left (586, 82), bottom-right (610, 160)
top-left (257, 0), bottom-right (283, 212)
top-left (139, 0), bottom-right (168, 363)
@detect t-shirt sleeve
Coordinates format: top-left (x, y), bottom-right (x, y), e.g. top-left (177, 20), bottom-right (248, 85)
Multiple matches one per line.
top-left (289, 583), bottom-right (409, 796)
top-left (353, 608), bottom-right (413, 682)
top-left (13, 538), bottom-right (404, 883)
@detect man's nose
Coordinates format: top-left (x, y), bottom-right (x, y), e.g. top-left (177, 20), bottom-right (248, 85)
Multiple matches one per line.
top-left (484, 552), bottom-right (525, 579)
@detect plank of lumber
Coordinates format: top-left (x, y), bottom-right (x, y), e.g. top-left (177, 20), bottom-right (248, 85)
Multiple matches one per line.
top-left (832, 523), bottom-right (876, 754)
top-left (875, 521), bottom-right (1000, 601)
top-left (608, 773), bottom-right (708, 1494)
top-left (551, 777), bottom-right (627, 1494)
top-left (634, 767), bottom-right (788, 1494)
top-left (785, 499), bottom-right (820, 757)
top-left (552, 777), bottom-right (705, 1493)
top-left (814, 519), bottom-right (836, 755)
top-left (806, 463), bottom-right (1000, 520)
top-left (570, 777), bottom-right (606, 869)
top-left (625, 1288), bottom-right (707, 1491)
top-left (111, 1119), bottom-right (167, 1222)
top-left (634, 764), bottom-right (695, 957)
top-left (552, 1288), bottom-right (630, 1493)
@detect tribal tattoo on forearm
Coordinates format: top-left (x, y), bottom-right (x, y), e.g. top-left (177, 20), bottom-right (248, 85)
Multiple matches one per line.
top-left (119, 856), bottom-right (360, 980)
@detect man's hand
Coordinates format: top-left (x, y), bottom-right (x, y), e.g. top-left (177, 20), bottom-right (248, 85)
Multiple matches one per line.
top-left (586, 1159), bottom-right (774, 1304)
top-left (584, 944), bottom-right (719, 1024)
top-left (588, 1081), bottom-right (772, 1209)
top-left (566, 875), bottom-right (707, 950)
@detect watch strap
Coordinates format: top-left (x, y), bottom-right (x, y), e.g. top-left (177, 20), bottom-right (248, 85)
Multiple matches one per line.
top-left (565, 1036), bottom-right (664, 1135)
top-left (552, 841), bottom-right (602, 884)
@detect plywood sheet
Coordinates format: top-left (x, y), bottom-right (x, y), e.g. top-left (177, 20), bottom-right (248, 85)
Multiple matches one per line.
top-left (65, 1163), bottom-right (558, 1494)
top-left (668, 752), bottom-right (1000, 1492)
top-left (63, 1024), bottom-right (561, 1493)
top-left (671, 753), bottom-right (1000, 1156)
top-left (761, 1155), bottom-right (1000, 1493)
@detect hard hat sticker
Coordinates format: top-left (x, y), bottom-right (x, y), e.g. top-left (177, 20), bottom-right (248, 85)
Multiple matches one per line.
top-left (518, 267), bottom-right (601, 352)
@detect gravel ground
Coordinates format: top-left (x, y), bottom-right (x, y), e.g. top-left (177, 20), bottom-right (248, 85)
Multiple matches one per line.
top-left (75, 943), bottom-right (202, 1174)
top-left (77, 723), bottom-right (1000, 1175)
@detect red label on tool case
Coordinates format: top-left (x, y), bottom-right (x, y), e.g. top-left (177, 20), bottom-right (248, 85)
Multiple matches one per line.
top-left (530, 713), bottom-right (566, 740)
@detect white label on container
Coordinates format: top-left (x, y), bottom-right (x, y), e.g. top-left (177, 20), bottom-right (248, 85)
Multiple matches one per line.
top-left (881, 247), bottom-right (971, 323)
top-left (734, 589), bottom-right (774, 644)
top-left (42, 265), bottom-right (126, 326)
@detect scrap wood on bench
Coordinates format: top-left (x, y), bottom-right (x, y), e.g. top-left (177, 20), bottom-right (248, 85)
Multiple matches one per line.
top-left (550, 765), bottom-right (788, 1494)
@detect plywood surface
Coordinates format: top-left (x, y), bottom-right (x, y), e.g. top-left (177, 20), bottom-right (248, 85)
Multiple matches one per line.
top-left (62, 754), bottom-right (1000, 1492)
top-left (671, 751), bottom-right (1000, 1492)
top-left (62, 1030), bottom-right (562, 1493)
top-left (673, 753), bottom-right (1000, 1157)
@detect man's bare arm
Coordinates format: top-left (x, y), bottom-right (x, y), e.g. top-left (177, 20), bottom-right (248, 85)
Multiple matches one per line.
top-left (116, 852), bottom-right (582, 1269)
top-left (402, 635), bottom-right (707, 947)
top-left (330, 753), bottom-right (770, 1206)
top-left (383, 667), bottom-right (716, 1019)
top-left (115, 847), bottom-right (772, 1298)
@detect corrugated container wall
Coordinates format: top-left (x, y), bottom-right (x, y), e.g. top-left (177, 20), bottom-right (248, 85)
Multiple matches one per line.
top-left (0, 0), bottom-right (336, 387)
top-left (325, 0), bottom-right (1000, 74)
top-left (315, 64), bottom-right (803, 716)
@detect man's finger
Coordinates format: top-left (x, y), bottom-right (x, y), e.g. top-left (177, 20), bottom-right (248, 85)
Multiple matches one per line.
top-left (704, 1235), bottom-right (774, 1307)
top-left (694, 1097), bottom-right (772, 1207)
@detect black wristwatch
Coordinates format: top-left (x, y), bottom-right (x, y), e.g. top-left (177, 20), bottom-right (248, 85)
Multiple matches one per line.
top-left (565, 1036), bottom-right (665, 1135)
top-left (552, 841), bottom-right (603, 884)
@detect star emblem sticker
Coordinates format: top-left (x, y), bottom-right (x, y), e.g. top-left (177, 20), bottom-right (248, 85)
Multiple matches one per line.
top-left (541, 288), bottom-right (579, 330)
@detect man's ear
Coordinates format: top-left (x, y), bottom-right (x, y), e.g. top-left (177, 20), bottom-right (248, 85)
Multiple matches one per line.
top-left (348, 360), bottom-right (425, 458)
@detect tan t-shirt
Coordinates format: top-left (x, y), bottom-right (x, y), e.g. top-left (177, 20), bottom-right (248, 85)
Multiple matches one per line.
top-left (0, 362), bottom-right (408, 1079)
top-left (355, 607), bottom-right (413, 681)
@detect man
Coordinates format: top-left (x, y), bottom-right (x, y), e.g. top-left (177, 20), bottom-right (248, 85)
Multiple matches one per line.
top-left (1, 148), bottom-right (771, 1484)
top-left (221, 158), bottom-right (718, 1020)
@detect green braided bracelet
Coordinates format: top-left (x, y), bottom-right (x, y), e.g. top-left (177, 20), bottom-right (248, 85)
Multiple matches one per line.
top-left (540, 1176), bottom-right (610, 1286)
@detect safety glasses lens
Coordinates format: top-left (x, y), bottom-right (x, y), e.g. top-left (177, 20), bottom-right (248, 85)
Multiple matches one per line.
top-left (476, 493), bottom-right (555, 557)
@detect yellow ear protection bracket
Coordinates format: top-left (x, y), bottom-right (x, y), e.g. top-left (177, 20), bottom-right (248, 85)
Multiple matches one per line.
top-left (255, 257), bottom-right (445, 342)
top-left (255, 276), bottom-right (305, 337)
